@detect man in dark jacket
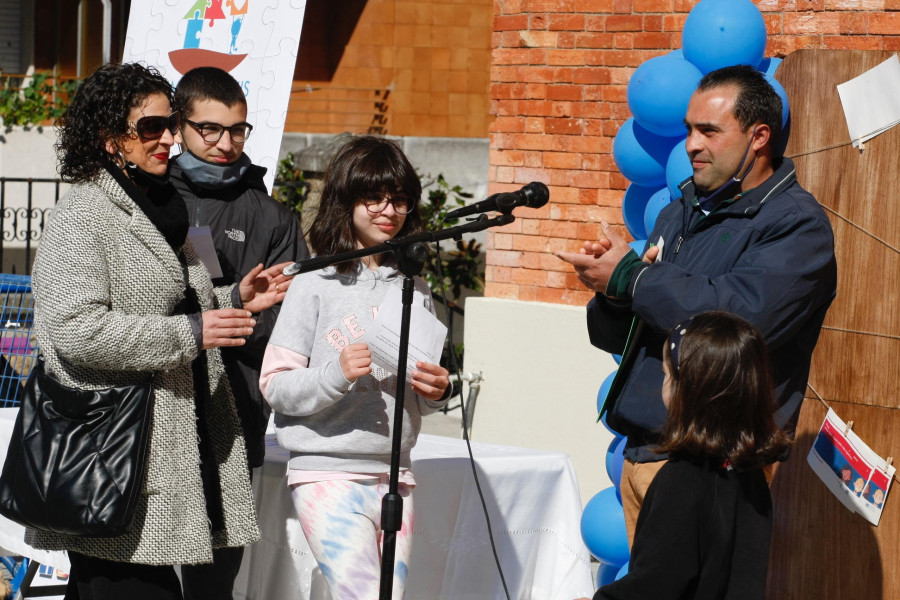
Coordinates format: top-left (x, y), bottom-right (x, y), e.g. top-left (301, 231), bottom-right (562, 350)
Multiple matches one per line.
top-left (171, 66), bottom-right (309, 599)
top-left (557, 65), bottom-right (836, 545)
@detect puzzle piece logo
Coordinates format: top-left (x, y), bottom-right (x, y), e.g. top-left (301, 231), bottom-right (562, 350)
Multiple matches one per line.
top-left (125, 0), bottom-right (307, 191)
top-left (171, 0), bottom-right (250, 75)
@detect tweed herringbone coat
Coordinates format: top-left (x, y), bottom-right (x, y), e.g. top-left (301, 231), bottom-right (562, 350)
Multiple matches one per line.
top-left (27, 169), bottom-right (260, 565)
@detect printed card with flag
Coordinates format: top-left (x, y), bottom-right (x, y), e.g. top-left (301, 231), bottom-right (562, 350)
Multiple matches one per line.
top-left (807, 408), bottom-right (894, 526)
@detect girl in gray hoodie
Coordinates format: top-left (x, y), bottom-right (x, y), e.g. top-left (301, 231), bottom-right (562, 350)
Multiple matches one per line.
top-left (260, 136), bottom-right (450, 599)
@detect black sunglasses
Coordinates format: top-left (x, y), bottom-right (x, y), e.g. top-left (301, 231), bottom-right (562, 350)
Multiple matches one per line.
top-left (183, 118), bottom-right (253, 143)
top-left (132, 113), bottom-right (179, 141)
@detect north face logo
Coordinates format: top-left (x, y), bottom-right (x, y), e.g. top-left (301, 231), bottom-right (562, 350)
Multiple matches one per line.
top-left (225, 228), bottom-right (246, 242)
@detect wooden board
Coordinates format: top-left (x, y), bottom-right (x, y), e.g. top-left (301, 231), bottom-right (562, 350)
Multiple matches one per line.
top-left (767, 50), bottom-right (900, 599)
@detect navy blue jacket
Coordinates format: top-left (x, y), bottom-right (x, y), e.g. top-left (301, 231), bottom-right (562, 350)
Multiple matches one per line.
top-left (589, 157), bottom-right (836, 462)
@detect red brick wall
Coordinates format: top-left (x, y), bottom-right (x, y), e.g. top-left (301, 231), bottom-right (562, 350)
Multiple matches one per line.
top-left (486, 0), bottom-right (900, 305)
top-left (285, 0), bottom-right (494, 137)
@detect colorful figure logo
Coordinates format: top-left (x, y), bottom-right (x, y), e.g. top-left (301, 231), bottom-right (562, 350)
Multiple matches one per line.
top-left (170, 0), bottom-right (249, 75)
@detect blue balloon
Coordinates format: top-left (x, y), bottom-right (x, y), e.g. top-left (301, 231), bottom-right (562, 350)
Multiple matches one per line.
top-left (600, 412), bottom-right (621, 437)
top-left (765, 74), bottom-right (790, 128)
top-left (597, 371), bottom-right (617, 415)
top-left (665, 139), bottom-right (692, 200)
top-left (615, 561), bottom-right (630, 581)
top-left (597, 562), bottom-right (620, 587)
top-left (580, 488), bottom-right (630, 566)
top-left (667, 48), bottom-right (684, 60)
top-left (643, 187), bottom-right (671, 235)
top-left (682, 0), bottom-right (767, 75)
top-left (612, 353), bottom-right (622, 365)
top-left (622, 185), bottom-right (655, 240)
top-left (613, 118), bottom-right (680, 188)
top-left (628, 239), bottom-right (648, 256)
top-left (627, 55), bottom-right (703, 137)
top-left (758, 56), bottom-right (782, 78)
top-left (605, 435), bottom-right (627, 489)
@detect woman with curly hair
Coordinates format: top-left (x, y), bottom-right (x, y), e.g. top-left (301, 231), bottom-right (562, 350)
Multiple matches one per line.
top-left (29, 62), bottom-right (290, 599)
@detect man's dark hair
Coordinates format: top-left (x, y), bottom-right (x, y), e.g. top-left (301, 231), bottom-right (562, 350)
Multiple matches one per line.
top-left (174, 66), bottom-right (246, 118)
top-left (697, 64), bottom-right (783, 146)
top-left (56, 62), bottom-right (173, 183)
top-left (657, 311), bottom-right (791, 470)
top-left (309, 135), bottom-right (423, 273)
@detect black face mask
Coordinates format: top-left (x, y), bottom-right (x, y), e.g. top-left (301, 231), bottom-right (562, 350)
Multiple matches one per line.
top-left (697, 126), bottom-right (758, 211)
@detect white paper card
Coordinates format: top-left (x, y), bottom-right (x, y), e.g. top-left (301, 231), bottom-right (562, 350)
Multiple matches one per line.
top-left (188, 226), bottom-right (223, 279)
top-left (361, 285), bottom-right (447, 382)
top-left (837, 54), bottom-right (900, 148)
top-left (807, 408), bottom-right (894, 526)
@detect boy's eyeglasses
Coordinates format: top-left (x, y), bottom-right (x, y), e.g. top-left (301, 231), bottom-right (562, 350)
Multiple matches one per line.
top-left (131, 114), bottom-right (179, 141)
top-left (183, 118), bottom-right (253, 144)
top-left (362, 193), bottom-right (415, 215)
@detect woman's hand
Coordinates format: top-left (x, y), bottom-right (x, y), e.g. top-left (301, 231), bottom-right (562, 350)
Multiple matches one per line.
top-left (239, 262), bottom-right (294, 313)
top-left (339, 343), bottom-right (372, 382)
top-left (411, 361), bottom-right (450, 402)
top-left (201, 309), bottom-right (256, 349)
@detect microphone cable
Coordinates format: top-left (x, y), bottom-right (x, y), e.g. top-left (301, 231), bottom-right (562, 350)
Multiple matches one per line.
top-left (431, 215), bottom-right (512, 600)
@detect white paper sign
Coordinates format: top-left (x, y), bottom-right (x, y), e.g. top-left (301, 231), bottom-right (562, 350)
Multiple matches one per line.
top-left (188, 225), bottom-right (223, 278)
top-left (123, 0), bottom-right (308, 190)
top-left (807, 408), bottom-right (894, 526)
top-left (361, 285), bottom-right (447, 382)
top-left (837, 54), bottom-right (900, 148)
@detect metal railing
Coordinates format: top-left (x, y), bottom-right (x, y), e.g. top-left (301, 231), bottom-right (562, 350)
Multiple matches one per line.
top-left (0, 178), bottom-right (61, 274)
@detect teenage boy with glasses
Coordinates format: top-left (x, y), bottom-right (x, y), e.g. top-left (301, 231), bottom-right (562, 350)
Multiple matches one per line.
top-left (170, 66), bottom-right (309, 600)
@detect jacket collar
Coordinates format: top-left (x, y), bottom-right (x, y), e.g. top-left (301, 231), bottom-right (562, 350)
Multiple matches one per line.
top-left (680, 157), bottom-right (798, 218)
top-left (94, 168), bottom-right (185, 284)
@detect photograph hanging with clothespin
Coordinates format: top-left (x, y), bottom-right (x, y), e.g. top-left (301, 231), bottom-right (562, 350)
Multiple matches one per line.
top-left (807, 408), bottom-right (895, 526)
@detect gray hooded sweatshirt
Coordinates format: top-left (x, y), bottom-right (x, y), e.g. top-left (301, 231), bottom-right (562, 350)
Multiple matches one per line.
top-left (261, 260), bottom-right (448, 473)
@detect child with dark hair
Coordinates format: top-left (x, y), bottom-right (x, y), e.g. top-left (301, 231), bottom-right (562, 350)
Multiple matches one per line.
top-left (593, 311), bottom-right (790, 600)
top-left (260, 135), bottom-right (450, 599)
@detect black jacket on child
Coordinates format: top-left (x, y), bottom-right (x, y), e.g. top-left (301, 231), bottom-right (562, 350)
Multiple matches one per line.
top-left (596, 458), bottom-right (772, 600)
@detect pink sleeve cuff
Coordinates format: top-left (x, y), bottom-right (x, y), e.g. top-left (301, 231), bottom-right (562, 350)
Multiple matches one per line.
top-left (260, 344), bottom-right (310, 397)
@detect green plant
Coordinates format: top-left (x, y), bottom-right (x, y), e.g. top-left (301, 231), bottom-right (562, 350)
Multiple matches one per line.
top-left (419, 174), bottom-right (484, 302)
top-left (0, 72), bottom-right (79, 127)
top-left (272, 151), bottom-right (309, 220)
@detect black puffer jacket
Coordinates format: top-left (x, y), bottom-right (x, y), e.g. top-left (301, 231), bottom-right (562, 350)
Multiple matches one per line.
top-left (170, 155), bottom-right (310, 467)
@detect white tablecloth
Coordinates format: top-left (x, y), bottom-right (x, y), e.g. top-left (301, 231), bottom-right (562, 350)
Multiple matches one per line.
top-left (0, 408), bottom-right (593, 599)
top-left (235, 434), bottom-right (593, 600)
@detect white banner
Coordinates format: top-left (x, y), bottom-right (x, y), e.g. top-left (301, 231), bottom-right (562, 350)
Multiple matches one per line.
top-left (123, 0), bottom-right (308, 191)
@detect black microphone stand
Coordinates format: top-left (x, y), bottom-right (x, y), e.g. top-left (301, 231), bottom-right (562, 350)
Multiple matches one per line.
top-left (282, 211), bottom-right (516, 599)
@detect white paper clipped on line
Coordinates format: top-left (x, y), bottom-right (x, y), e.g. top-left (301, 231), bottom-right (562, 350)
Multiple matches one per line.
top-left (807, 408), bottom-right (895, 526)
top-left (836, 54), bottom-right (900, 148)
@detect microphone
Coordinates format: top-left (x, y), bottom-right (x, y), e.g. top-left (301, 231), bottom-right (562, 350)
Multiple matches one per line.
top-left (444, 182), bottom-right (549, 220)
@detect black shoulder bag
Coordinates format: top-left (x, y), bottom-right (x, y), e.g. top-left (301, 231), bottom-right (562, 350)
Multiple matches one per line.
top-left (0, 359), bottom-right (154, 537)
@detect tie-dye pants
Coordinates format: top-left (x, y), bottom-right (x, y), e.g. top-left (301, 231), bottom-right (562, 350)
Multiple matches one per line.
top-left (291, 477), bottom-right (415, 599)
